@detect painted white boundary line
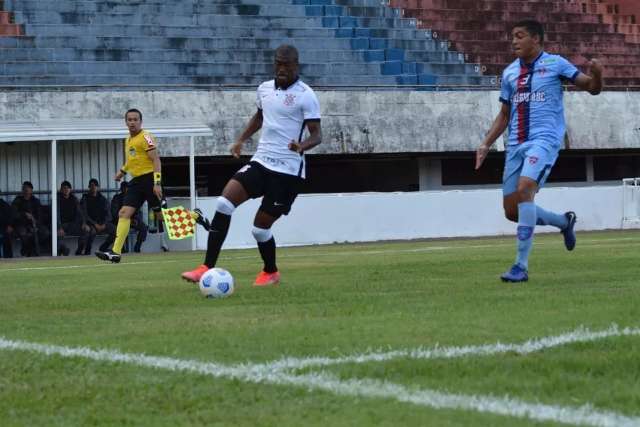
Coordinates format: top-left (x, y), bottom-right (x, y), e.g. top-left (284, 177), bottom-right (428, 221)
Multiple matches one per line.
top-left (258, 324), bottom-right (640, 372)
top-left (1, 324), bottom-right (639, 426)
top-left (1, 237), bottom-right (638, 273)
top-left (282, 372), bottom-right (640, 427)
top-left (0, 259), bottom-right (182, 272)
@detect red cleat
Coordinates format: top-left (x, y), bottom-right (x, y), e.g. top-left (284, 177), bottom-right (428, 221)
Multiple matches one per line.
top-left (181, 264), bottom-right (209, 283)
top-left (254, 270), bottom-right (280, 287)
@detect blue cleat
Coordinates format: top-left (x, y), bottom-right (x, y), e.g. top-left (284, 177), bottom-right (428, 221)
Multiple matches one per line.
top-left (500, 264), bottom-right (529, 283)
top-left (561, 211), bottom-right (577, 251)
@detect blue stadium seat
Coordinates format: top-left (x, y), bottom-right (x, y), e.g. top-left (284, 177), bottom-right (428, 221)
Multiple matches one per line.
top-left (0, 0), bottom-right (495, 87)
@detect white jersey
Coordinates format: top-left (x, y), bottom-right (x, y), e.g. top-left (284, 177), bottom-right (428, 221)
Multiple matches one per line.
top-left (251, 79), bottom-right (321, 178)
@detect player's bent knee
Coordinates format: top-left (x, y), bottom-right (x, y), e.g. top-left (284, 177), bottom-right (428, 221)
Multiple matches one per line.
top-left (216, 196), bottom-right (236, 215)
top-left (516, 184), bottom-right (537, 202)
top-left (119, 207), bottom-right (134, 219)
top-left (251, 226), bottom-right (273, 243)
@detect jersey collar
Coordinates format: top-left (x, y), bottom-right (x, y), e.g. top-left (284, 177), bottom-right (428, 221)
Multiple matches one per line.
top-left (275, 77), bottom-right (300, 90)
top-left (520, 50), bottom-right (544, 68)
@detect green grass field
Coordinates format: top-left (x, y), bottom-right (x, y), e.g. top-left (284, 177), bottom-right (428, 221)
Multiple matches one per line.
top-left (1, 231), bottom-right (639, 426)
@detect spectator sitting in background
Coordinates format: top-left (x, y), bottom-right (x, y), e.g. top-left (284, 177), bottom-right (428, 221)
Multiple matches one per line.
top-left (80, 178), bottom-right (115, 255)
top-left (101, 181), bottom-right (147, 253)
top-left (0, 196), bottom-right (16, 258)
top-left (12, 181), bottom-right (50, 257)
top-left (57, 180), bottom-right (92, 256)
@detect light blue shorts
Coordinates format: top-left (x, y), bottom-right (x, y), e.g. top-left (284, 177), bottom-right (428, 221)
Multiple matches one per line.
top-left (502, 141), bottom-right (560, 196)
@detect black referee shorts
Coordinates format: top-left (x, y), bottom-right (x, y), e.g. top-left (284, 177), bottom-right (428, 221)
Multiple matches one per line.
top-left (232, 161), bottom-right (304, 218)
top-left (123, 172), bottom-right (162, 211)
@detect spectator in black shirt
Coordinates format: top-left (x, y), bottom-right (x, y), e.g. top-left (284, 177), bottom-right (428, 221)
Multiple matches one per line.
top-left (80, 178), bottom-right (115, 255)
top-left (57, 181), bottom-right (92, 256)
top-left (12, 181), bottom-right (50, 257)
top-left (0, 196), bottom-right (15, 258)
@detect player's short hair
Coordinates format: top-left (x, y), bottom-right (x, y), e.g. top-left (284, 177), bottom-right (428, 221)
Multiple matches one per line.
top-left (88, 178), bottom-right (99, 187)
top-left (275, 44), bottom-right (299, 63)
top-left (512, 19), bottom-right (544, 43)
top-left (60, 180), bottom-right (72, 189)
top-left (125, 108), bottom-right (142, 121)
top-left (22, 181), bottom-right (33, 189)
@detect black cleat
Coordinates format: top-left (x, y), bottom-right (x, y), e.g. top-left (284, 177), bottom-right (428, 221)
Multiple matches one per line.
top-left (95, 249), bottom-right (121, 263)
top-left (561, 211), bottom-right (577, 251)
top-left (192, 208), bottom-right (211, 231)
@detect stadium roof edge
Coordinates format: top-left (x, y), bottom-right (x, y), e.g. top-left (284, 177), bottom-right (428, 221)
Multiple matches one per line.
top-left (0, 119), bottom-right (212, 143)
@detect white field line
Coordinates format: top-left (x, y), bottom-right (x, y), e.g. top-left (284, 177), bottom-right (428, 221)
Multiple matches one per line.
top-left (1, 237), bottom-right (638, 273)
top-left (256, 324), bottom-right (640, 372)
top-left (282, 372), bottom-right (640, 427)
top-left (1, 325), bottom-right (640, 427)
top-left (0, 259), bottom-right (182, 272)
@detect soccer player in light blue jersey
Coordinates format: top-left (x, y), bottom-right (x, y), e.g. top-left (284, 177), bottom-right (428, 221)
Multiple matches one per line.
top-left (475, 20), bottom-right (603, 283)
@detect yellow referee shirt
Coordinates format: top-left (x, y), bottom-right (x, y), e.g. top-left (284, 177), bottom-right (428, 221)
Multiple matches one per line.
top-left (122, 130), bottom-right (156, 178)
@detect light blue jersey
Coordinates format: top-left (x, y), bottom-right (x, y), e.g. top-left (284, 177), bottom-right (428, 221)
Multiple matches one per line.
top-left (500, 51), bottom-right (579, 148)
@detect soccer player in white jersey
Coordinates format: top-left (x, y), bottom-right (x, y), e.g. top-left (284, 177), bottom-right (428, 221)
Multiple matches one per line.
top-left (182, 45), bottom-right (322, 286)
top-left (475, 20), bottom-right (603, 283)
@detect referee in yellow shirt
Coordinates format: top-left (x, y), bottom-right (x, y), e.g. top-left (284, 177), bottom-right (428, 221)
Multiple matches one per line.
top-left (96, 108), bottom-right (162, 263)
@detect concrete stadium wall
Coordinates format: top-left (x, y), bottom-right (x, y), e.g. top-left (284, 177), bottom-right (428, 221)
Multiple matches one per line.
top-left (0, 90), bottom-right (638, 154)
top-left (172, 185), bottom-right (626, 250)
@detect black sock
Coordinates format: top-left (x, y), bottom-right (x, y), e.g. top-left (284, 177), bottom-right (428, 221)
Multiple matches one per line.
top-left (204, 211), bottom-right (231, 268)
top-left (257, 237), bottom-right (277, 273)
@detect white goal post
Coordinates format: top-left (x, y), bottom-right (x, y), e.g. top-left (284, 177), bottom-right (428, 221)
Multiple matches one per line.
top-left (622, 178), bottom-right (640, 229)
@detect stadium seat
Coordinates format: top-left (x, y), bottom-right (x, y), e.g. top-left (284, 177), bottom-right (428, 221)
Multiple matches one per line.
top-left (0, 4), bottom-right (22, 36)
top-left (389, 0), bottom-right (640, 88)
top-left (0, 0), bottom-right (494, 87)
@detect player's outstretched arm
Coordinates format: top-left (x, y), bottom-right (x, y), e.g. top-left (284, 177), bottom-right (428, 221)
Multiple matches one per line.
top-left (231, 109), bottom-right (264, 158)
top-left (475, 103), bottom-right (510, 170)
top-left (574, 59), bottom-right (603, 95)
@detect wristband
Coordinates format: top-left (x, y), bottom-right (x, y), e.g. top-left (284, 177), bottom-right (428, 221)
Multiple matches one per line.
top-left (153, 172), bottom-right (162, 185)
top-left (120, 168), bottom-right (126, 175)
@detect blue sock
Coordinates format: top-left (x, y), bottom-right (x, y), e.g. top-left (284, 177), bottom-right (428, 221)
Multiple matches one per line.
top-left (516, 202), bottom-right (536, 270)
top-left (536, 205), bottom-right (568, 229)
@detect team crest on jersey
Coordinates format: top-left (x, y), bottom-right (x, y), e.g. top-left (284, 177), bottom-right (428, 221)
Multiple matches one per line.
top-left (283, 94), bottom-right (296, 106)
top-left (518, 74), bottom-right (530, 85)
top-left (537, 67), bottom-right (547, 77)
top-left (143, 134), bottom-right (155, 147)
top-left (128, 147), bottom-right (136, 157)
top-left (528, 156), bottom-right (539, 165)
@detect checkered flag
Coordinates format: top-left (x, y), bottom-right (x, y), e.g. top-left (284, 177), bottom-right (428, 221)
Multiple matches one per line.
top-left (161, 205), bottom-right (196, 240)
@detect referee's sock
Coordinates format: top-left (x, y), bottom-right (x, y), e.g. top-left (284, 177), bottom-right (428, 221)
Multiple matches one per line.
top-left (112, 218), bottom-right (131, 254)
top-left (204, 212), bottom-right (231, 268)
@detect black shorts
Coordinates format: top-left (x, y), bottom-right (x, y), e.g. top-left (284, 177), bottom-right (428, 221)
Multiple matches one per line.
top-left (232, 161), bottom-right (304, 218)
top-left (123, 172), bottom-right (162, 211)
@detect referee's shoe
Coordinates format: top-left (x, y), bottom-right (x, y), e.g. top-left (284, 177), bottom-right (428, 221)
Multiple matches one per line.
top-left (95, 249), bottom-right (121, 263)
